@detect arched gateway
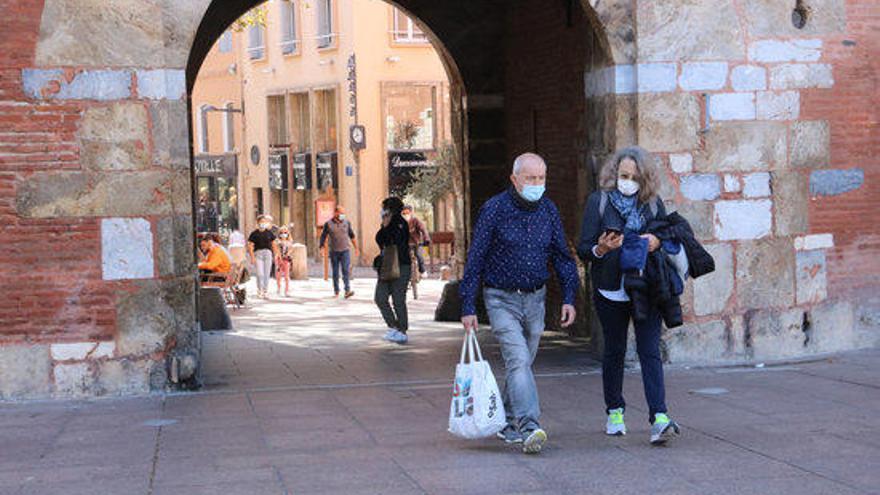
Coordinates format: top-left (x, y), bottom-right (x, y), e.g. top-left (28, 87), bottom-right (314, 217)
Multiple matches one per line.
top-left (0, 0), bottom-right (876, 399)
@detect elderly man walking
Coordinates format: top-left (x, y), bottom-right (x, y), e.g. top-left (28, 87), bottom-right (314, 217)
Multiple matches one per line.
top-left (460, 152), bottom-right (579, 454)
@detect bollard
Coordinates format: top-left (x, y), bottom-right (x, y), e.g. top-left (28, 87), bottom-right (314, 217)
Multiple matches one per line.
top-left (291, 243), bottom-right (309, 280)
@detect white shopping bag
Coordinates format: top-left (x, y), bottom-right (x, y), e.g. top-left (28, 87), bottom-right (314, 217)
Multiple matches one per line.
top-left (448, 331), bottom-right (507, 439)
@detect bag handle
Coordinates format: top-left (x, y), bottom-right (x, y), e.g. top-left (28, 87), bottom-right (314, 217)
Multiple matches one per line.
top-left (459, 331), bottom-right (470, 364)
top-left (470, 331), bottom-right (484, 363)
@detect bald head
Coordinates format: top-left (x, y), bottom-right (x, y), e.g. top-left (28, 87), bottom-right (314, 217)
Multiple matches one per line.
top-left (510, 153), bottom-right (547, 198)
top-left (512, 153), bottom-right (546, 176)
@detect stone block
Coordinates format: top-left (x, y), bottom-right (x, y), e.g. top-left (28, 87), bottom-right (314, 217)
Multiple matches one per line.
top-left (637, 93), bottom-right (700, 151)
top-left (663, 320), bottom-right (728, 364)
top-left (669, 201), bottom-right (713, 241)
top-left (0, 345), bottom-right (51, 399)
top-left (54, 363), bottom-right (94, 397)
top-left (770, 64), bottom-right (834, 90)
top-left (78, 103), bottom-right (150, 171)
top-left (115, 280), bottom-right (177, 356)
top-left (159, 0), bottom-right (213, 67)
top-left (809, 301), bottom-right (856, 353)
top-left (796, 250), bottom-right (827, 305)
top-left (16, 170), bottom-right (182, 218)
top-left (710, 93), bottom-right (756, 121)
top-left (656, 165), bottom-right (678, 204)
top-left (96, 359), bottom-right (152, 396)
top-left (679, 62), bottom-right (728, 91)
top-left (102, 218), bottom-right (154, 281)
top-left (794, 234), bottom-right (834, 251)
top-left (731, 65), bottom-right (767, 91)
top-left (756, 91), bottom-right (800, 121)
top-left (810, 169), bottom-right (865, 196)
top-left (748, 39), bottom-right (822, 63)
top-left (637, 0), bottom-right (745, 62)
top-left (696, 122), bottom-right (787, 172)
top-left (637, 63), bottom-right (677, 93)
top-left (741, 0), bottom-right (846, 37)
top-left (22, 69), bottom-right (131, 100)
top-left (680, 174), bottom-right (721, 201)
top-left (723, 174), bottom-right (741, 193)
top-left (736, 238), bottom-right (795, 310)
top-left (50, 341), bottom-right (115, 361)
top-left (156, 214), bottom-right (196, 278)
top-left (791, 121), bottom-right (830, 168)
top-left (136, 69), bottom-right (185, 100)
top-left (714, 200), bottom-right (772, 240)
top-left (773, 171), bottom-right (809, 236)
top-left (693, 243), bottom-right (733, 316)
top-left (669, 153), bottom-right (693, 174)
top-left (35, 0), bottom-right (164, 65)
top-left (746, 307), bottom-right (807, 360)
top-left (742, 172), bottom-right (771, 198)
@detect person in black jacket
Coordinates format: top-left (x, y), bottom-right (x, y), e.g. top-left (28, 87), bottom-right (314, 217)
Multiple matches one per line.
top-left (576, 146), bottom-right (681, 445)
top-left (374, 196), bottom-right (412, 344)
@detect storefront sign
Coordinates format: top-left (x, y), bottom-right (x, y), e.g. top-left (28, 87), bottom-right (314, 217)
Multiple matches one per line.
top-left (194, 154), bottom-right (237, 177)
top-left (316, 151), bottom-right (338, 192)
top-left (388, 150), bottom-right (433, 196)
top-left (315, 198), bottom-right (336, 228)
top-left (292, 152), bottom-right (312, 190)
top-left (268, 149), bottom-right (288, 190)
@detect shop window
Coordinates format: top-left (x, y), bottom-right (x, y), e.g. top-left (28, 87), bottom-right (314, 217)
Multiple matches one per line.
top-left (392, 8), bottom-right (427, 44)
top-left (316, 0), bottom-right (336, 48)
top-left (384, 85), bottom-right (436, 151)
top-left (197, 104), bottom-right (210, 153)
top-left (218, 30), bottom-right (233, 53)
top-left (247, 24), bottom-right (265, 60)
top-left (280, 0), bottom-right (299, 55)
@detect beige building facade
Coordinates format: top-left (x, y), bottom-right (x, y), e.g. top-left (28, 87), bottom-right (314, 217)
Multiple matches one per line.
top-left (191, 0), bottom-right (453, 262)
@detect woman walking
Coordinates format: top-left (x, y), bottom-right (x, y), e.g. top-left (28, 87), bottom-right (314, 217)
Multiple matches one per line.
top-left (275, 225), bottom-right (295, 297)
top-left (577, 146), bottom-right (681, 445)
top-left (248, 214), bottom-right (278, 299)
top-left (374, 197), bottom-right (411, 344)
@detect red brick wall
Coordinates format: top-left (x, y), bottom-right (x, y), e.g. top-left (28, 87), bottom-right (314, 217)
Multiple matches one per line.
top-left (0, 0), bottom-right (117, 344)
top-left (802, 0), bottom-right (880, 296)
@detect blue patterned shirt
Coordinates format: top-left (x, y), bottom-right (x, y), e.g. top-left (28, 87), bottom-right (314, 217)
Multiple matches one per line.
top-left (460, 188), bottom-right (580, 316)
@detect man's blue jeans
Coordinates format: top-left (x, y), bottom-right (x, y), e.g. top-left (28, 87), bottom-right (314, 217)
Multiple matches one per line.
top-left (329, 250), bottom-right (351, 294)
top-left (483, 286), bottom-right (546, 431)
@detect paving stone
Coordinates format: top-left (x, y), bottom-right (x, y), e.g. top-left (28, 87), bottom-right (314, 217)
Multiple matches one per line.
top-left (637, 0), bottom-right (746, 61)
top-left (791, 120), bottom-right (830, 168)
top-left (0, 345), bottom-right (51, 399)
top-left (637, 93), bottom-right (700, 151)
top-left (796, 250), bottom-right (827, 305)
top-left (736, 238), bottom-right (795, 310)
top-left (693, 243), bottom-right (733, 316)
top-left (695, 122), bottom-right (787, 172)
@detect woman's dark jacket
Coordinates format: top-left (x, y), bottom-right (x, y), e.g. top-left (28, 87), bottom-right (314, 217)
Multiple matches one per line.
top-left (375, 214), bottom-right (411, 266)
top-left (576, 190), bottom-right (667, 291)
top-left (646, 212), bottom-right (715, 279)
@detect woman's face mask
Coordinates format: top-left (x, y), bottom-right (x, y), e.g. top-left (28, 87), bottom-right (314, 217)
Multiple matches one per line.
top-left (259, 222), bottom-right (270, 230)
top-left (617, 179), bottom-right (640, 197)
top-left (338, 214), bottom-right (346, 221)
top-left (279, 233), bottom-right (289, 239)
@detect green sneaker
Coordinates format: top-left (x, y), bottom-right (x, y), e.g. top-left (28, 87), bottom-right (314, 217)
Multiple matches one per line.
top-left (522, 428), bottom-right (547, 454)
top-left (606, 408), bottom-right (626, 436)
top-left (650, 413), bottom-right (680, 445)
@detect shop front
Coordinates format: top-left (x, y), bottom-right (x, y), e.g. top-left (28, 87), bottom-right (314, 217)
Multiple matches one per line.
top-left (195, 153), bottom-right (239, 239)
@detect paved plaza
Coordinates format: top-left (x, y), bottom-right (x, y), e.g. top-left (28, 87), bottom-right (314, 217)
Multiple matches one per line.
top-left (1, 276), bottom-right (878, 494)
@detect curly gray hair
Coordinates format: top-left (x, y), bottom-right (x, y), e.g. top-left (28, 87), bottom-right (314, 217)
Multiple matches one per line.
top-left (598, 146), bottom-right (661, 203)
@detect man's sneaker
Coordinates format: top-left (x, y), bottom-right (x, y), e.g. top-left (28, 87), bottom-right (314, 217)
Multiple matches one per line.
top-left (344, 290), bottom-right (355, 299)
top-left (650, 413), bottom-right (681, 445)
top-left (606, 408), bottom-right (626, 436)
top-left (383, 329), bottom-right (397, 342)
top-left (391, 330), bottom-right (408, 344)
top-left (496, 424), bottom-right (523, 444)
top-left (521, 428), bottom-right (547, 454)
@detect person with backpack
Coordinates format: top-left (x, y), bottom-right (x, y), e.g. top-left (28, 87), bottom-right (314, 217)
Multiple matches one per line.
top-left (576, 146), bottom-right (681, 445)
top-left (459, 152), bottom-right (579, 454)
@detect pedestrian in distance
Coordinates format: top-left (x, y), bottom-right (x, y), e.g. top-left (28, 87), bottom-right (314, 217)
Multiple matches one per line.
top-left (402, 205), bottom-right (431, 275)
top-left (576, 146), bottom-right (681, 445)
top-left (248, 214), bottom-right (279, 299)
top-left (374, 197), bottom-right (411, 344)
top-left (459, 152), bottom-right (580, 454)
top-left (275, 225), bottom-right (295, 297)
top-left (320, 205), bottom-right (359, 299)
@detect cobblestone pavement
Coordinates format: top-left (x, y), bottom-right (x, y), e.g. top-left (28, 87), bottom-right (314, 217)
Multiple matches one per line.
top-left (1, 276), bottom-right (878, 494)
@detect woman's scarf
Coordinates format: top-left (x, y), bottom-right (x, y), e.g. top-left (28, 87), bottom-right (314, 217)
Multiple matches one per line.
top-left (608, 190), bottom-right (644, 233)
